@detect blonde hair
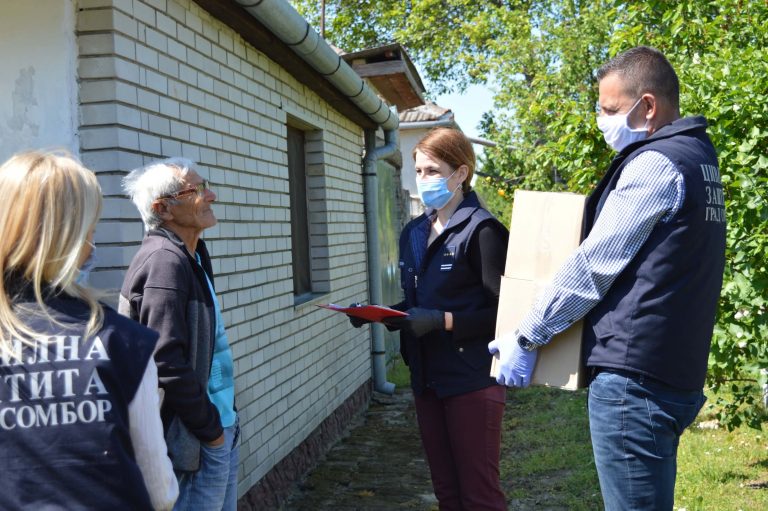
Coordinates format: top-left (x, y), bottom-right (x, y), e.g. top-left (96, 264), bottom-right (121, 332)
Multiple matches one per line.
top-left (0, 150), bottom-right (104, 355)
top-left (413, 128), bottom-right (476, 193)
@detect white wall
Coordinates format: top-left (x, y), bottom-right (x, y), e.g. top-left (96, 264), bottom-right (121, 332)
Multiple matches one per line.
top-left (400, 128), bottom-right (428, 217)
top-left (0, 0), bottom-right (79, 163)
top-left (76, 0), bottom-right (372, 497)
top-left (400, 129), bottom-right (421, 197)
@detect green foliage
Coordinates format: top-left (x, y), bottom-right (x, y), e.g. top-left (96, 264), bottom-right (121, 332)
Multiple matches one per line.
top-left (480, 1), bottom-right (615, 195)
top-left (293, 0), bottom-right (525, 96)
top-left (473, 173), bottom-right (514, 226)
top-left (610, 0), bottom-right (768, 431)
top-left (290, 0), bottom-right (768, 429)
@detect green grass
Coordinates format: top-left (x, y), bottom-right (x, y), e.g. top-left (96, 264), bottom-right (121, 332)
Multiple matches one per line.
top-left (500, 386), bottom-right (601, 510)
top-left (676, 403), bottom-right (768, 511)
top-left (387, 354), bottom-right (411, 388)
top-left (387, 357), bottom-right (768, 510)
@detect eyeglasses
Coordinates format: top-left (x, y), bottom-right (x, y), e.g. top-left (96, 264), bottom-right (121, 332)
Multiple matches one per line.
top-left (159, 180), bottom-right (210, 200)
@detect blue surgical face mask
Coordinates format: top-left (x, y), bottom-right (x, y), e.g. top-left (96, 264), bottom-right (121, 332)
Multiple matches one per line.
top-left (76, 241), bottom-right (97, 285)
top-left (417, 170), bottom-right (461, 210)
top-left (597, 97), bottom-right (649, 152)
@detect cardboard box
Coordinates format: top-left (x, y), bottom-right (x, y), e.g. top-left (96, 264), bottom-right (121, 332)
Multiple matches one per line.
top-left (490, 190), bottom-right (587, 390)
top-left (504, 191), bottom-right (587, 281)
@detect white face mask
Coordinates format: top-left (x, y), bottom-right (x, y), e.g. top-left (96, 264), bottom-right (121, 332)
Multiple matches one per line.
top-left (597, 97), bottom-right (649, 152)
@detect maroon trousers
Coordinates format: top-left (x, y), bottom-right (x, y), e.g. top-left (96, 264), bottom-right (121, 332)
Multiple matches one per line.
top-left (413, 385), bottom-right (507, 511)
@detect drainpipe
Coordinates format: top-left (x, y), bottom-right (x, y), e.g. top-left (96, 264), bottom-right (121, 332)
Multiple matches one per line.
top-left (234, 0), bottom-right (398, 131)
top-left (362, 128), bottom-right (398, 395)
top-left (398, 119), bottom-right (457, 130)
top-left (234, 0), bottom-right (398, 393)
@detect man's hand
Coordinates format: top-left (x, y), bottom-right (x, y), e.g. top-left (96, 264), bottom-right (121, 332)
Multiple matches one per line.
top-left (206, 433), bottom-right (225, 447)
top-left (383, 308), bottom-right (444, 338)
top-left (488, 334), bottom-right (538, 387)
top-left (347, 303), bottom-right (372, 328)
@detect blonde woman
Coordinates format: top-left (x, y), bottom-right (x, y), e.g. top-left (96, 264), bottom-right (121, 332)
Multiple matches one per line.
top-left (0, 151), bottom-right (177, 510)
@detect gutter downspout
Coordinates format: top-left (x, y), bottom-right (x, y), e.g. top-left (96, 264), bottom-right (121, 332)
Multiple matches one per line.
top-left (362, 128), bottom-right (398, 395)
top-left (233, 0), bottom-right (398, 132)
top-left (234, 0), bottom-right (397, 394)
top-left (398, 119), bottom-right (457, 130)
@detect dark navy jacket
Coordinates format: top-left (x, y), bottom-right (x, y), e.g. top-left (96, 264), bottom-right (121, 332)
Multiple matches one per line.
top-left (119, 228), bottom-right (222, 472)
top-left (0, 292), bottom-right (157, 510)
top-left (584, 116), bottom-right (726, 390)
top-left (397, 192), bottom-right (508, 398)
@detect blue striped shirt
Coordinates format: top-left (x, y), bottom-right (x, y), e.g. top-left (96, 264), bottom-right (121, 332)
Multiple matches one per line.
top-left (518, 150), bottom-right (685, 345)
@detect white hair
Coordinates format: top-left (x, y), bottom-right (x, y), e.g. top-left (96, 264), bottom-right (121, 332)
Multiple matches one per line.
top-left (123, 157), bottom-right (194, 231)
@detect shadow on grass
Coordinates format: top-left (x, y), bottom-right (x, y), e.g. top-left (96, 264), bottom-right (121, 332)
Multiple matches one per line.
top-left (499, 386), bottom-right (602, 510)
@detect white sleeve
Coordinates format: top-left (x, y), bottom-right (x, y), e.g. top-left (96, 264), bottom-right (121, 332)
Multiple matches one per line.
top-left (129, 359), bottom-right (179, 510)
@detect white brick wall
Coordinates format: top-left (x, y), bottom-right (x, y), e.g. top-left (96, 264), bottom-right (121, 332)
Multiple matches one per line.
top-left (77, 0), bottom-right (372, 497)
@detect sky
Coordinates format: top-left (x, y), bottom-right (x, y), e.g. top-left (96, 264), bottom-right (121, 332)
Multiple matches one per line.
top-left (431, 82), bottom-right (496, 164)
top-left (434, 83), bottom-right (495, 140)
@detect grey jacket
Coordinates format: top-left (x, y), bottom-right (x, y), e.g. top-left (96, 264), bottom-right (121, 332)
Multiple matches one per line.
top-left (119, 227), bottom-right (222, 472)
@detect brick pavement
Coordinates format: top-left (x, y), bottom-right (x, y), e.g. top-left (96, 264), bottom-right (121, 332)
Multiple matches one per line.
top-left (282, 389), bottom-right (438, 511)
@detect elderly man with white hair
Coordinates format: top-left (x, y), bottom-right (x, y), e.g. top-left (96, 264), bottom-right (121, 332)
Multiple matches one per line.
top-left (119, 158), bottom-right (238, 511)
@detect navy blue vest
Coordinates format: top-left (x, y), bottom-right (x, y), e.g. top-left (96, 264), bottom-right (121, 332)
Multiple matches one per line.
top-left (399, 192), bottom-right (506, 397)
top-left (584, 116), bottom-right (726, 390)
top-left (0, 294), bottom-right (157, 510)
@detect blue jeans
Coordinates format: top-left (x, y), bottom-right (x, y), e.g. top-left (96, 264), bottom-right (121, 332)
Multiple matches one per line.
top-left (588, 370), bottom-right (704, 511)
top-left (174, 421), bottom-right (240, 511)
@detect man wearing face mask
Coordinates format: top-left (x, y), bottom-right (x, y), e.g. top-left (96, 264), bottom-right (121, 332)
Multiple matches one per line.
top-left (489, 46), bottom-right (726, 510)
top-left (349, 128), bottom-right (510, 510)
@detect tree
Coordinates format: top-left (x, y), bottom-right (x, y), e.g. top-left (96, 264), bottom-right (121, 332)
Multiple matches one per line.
top-left (613, 0), bottom-right (768, 430)
top-left (290, 0), bottom-right (768, 429)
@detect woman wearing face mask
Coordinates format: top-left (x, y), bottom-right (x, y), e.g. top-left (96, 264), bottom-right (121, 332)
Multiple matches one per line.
top-left (0, 151), bottom-right (178, 510)
top-left (351, 128), bottom-right (509, 510)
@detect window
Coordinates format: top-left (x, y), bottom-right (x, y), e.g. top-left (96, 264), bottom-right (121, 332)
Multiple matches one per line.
top-left (287, 125), bottom-right (312, 299)
top-left (286, 118), bottom-right (330, 305)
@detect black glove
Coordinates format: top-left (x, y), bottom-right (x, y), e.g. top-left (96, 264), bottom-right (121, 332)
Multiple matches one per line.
top-left (347, 303), bottom-right (372, 328)
top-left (383, 307), bottom-right (444, 338)
top-left (383, 320), bottom-right (402, 332)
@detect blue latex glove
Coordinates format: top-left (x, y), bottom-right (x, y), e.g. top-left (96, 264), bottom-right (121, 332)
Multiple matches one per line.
top-left (488, 334), bottom-right (538, 387)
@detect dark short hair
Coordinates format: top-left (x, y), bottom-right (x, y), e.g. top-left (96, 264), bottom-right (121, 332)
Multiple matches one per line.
top-left (597, 46), bottom-right (679, 109)
top-left (413, 128), bottom-right (475, 193)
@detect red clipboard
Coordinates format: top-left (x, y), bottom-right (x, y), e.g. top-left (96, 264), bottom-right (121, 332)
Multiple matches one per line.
top-left (317, 303), bottom-right (407, 323)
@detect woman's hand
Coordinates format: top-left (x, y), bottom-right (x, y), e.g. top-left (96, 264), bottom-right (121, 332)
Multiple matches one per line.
top-left (346, 303), bottom-right (373, 328)
top-left (383, 308), bottom-right (444, 338)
